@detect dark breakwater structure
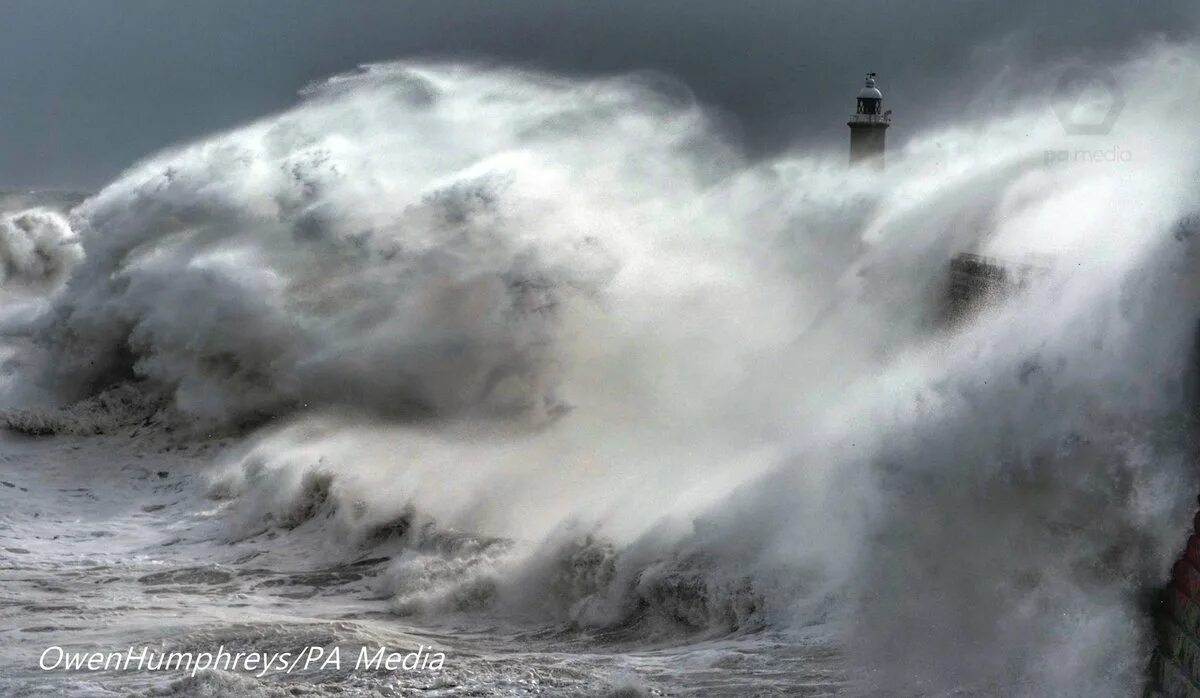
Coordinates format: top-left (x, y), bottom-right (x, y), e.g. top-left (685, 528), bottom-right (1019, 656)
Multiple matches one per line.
top-left (1148, 509), bottom-right (1200, 697)
top-left (943, 252), bottom-right (1045, 324)
top-left (1148, 280), bottom-right (1200, 698)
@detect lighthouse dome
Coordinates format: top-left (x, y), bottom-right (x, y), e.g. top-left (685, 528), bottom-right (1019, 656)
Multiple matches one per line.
top-left (858, 72), bottom-right (882, 99)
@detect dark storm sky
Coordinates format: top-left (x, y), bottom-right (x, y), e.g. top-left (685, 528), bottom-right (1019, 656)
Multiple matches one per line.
top-left (0, 0), bottom-right (1195, 190)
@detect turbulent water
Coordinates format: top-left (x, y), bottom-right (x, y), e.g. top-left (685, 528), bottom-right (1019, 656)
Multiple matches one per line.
top-left (1, 43), bottom-right (1200, 696)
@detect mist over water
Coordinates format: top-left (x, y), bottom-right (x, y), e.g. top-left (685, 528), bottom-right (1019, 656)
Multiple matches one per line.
top-left (3, 42), bottom-right (1200, 695)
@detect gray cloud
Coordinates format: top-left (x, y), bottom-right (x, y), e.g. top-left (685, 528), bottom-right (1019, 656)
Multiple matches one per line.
top-left (0, 0), bottom-right (1194, 189)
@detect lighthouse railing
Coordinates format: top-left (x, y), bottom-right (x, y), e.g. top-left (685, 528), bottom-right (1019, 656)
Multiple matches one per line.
top-left (848, 113), bottom-right (891, 125)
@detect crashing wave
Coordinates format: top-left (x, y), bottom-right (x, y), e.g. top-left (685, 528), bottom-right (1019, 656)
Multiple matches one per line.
top-left (0, 381), bottom-right (166, 436)
top-left (0, 208), bottom-right (83, 290)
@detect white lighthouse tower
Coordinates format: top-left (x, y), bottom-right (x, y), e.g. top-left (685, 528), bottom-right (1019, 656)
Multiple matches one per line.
top-left (848, 72), bottom-right (890, 168)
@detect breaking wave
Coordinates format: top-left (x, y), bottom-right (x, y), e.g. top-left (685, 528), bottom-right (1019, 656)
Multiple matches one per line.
top-left (0, 208), bottom-right (81, 290)
top-left (4, 42), bottom-right (1200, 695)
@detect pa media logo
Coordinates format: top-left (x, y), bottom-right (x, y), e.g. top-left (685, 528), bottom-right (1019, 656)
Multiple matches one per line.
top-left (1051, 65), bottom-right (1125, 136)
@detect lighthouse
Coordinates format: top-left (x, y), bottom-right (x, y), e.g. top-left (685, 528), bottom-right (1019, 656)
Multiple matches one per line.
top-left (848, 72), bottom-right (890, 168)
